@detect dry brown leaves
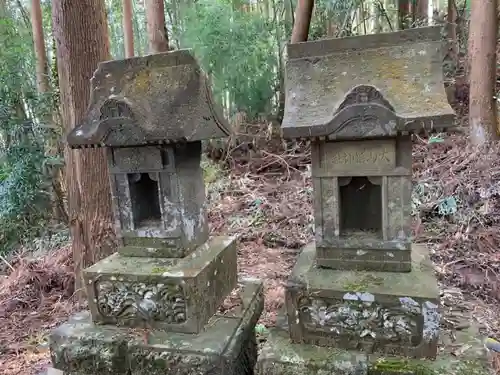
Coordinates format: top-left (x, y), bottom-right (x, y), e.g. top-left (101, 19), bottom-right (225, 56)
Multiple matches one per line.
top-left (0, 245), bottom-right (76, 375)
top-left (413, 134), bottom-right (500, 302)
top-left (208, 150), bottom-right (312, 325)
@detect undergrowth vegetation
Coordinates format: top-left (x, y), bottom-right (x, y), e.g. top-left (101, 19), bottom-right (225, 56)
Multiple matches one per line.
top-left (0, 8), bottom-right (61, 254)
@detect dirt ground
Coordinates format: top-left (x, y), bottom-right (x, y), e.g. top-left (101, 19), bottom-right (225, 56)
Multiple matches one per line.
top-left (1, 133), bottom-right (500, 374)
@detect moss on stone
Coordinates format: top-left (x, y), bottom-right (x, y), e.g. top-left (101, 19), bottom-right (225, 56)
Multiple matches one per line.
top-left (151, 266), bottom-right (169, 274)
top-left (370, 358), bottom-right (490, 375)
top-left (371, 358), bottom-right (436, 375)
top-left (342, 273), bottom-right (384, 291)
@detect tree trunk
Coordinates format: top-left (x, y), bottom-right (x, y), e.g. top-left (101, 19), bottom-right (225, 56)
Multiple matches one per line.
top-left (52, 0), bottom-right (116, 297)
top-left (468, 0), bottom-right (499, 145)
top-left (122, 0), bottom-right (134, 57)
top-left (30, 0), bottom-right (49, 93)
top-left (291, 0), bottom-right (314, 43)
top-left (145, 0), bottom-right (169, 53)
top-left (398, 0), bottom-right (411, 29)
top-left (415, 0), bottom-right (428, 24)
top-left (447, 0), bottom-right (458, 63)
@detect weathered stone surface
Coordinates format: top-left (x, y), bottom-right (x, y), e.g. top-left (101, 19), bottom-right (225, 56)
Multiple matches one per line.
top-left (109, 141), bottom-right (209, 257)
top-left (257, 328), bottom-right (369, 375)
top-left (282, 27), bottom-right (455, 140)
top-left (50, 279), bottom-right (264, 375)
top-left (311, 134), bottom-right (412, 272)
top-left (284, 243), bottom-right (440, 358)
top-left (83, 236), bottom-right (237, 333)
top-left (66, 49), bottom-right (229, 148)
top-left (257, 322), bottom-right (491, 375)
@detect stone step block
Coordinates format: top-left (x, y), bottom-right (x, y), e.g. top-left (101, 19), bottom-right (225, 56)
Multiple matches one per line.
top-left (257, 322), bottom-right (491, 375)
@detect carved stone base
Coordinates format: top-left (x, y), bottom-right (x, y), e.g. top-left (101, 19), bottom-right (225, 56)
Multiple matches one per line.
top-left (284, 243), bottom-right (441, 358)
top-left (49, 279), bottom-right (263, 375)
top-left (83, 235), bottom-right (237, 334)
top-left (257, 323), bottom-right (491, 375)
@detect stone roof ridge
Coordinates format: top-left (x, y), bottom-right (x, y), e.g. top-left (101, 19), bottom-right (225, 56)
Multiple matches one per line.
top-left (66, 49), bottom-right (230, 149)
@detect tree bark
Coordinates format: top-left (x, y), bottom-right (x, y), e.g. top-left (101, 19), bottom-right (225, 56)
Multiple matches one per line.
top-left (52, 0), bottom-right (116, 297)
top-left (145, 0), bottom-right (169, 53)
top-left (415, 0), bottom-right (428, 24)
top-left (447, 0), bottom-right (458, 63)
top-left (291, 0), bottom-right (314, 43)
top-left (30, 0), bottom-right (49, 93)
top-left (122, 0), bottom-right (134, 58)
top-left (468, 0), bottom-right (499, 145)
top-left (398, 0), bottom-right (411, 29)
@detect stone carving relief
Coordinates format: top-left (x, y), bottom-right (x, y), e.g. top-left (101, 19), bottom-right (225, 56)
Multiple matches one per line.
top-left (100, 99), bottom-right (135, 120)
top-left (337, 85), bottom-right (394, 112)
top-left (325, 85), bottom-right (399, 139)
top-left (327, 114), bottom-right (398, 140)
top-left (297, 292), bottom-right (421, 343)
top-left (94, 279), bottom-right (187, 324)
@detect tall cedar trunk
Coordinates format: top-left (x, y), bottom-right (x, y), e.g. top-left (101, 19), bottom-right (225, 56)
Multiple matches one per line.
top-left (468, 0), bottom-right (499, 145)
top-left (291, 0), bottom-right (314, 43)
top-left (398, 0), bottom-right (411, 29)
top-left (145, 0), bottom-right (169, 53)
top-left (122, 0), bottom-right (134, 57)
top-left (447, 0), bottom-right (458, 63)
top-left (31, 0), bottom-right (66, 222)
top-left (52, 0), bottom-right (116, 297)
top-left (30, 0), bottom-right (49, 93)
top-left (415, 0), bottom-right (428, 23)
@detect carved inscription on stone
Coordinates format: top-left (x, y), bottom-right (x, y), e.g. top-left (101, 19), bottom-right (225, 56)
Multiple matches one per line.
top-left (94, 280), bottom-right (187, 324)
top-left (320, 140), bottom-right (395, 172)
top-left (297, 292), bottom-right (421, 344)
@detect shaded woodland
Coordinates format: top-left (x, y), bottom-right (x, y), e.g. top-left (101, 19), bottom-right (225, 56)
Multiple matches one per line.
top-left (2, 0), bottom-right (500, 373)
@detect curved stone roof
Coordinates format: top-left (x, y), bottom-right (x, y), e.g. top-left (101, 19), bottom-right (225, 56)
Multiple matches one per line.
top-left (66, 49), bottom-right (230, 149)
top-left (282, 26), bottom-right (456, 139)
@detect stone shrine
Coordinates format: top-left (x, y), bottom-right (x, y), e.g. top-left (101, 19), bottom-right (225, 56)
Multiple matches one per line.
top-left (49, 50), bottom-right (263, 375)
top-left (257, 27), bottom-right (491, 375)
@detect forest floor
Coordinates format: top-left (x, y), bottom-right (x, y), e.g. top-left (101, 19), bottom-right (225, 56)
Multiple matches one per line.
top-left (1, 132), bottom-right (500, 374)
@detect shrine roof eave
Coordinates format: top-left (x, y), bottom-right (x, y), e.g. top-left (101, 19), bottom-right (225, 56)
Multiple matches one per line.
top-left (281, 104), bottom-right (456, 140)
top-left (66, 115), bottom-right (230, 149)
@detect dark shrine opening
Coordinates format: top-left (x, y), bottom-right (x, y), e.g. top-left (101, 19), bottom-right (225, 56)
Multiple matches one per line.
top-left (128, 173), bottom-right (162, 228)
top-left (339, 176), bottom-right (382, 238)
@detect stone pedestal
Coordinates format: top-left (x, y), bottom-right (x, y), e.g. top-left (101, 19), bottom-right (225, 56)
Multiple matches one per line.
top-left (51, 279), bottom-right (263, 375)
top-left (84, 236), bottom-right (238, 333)
top-left (284, 243), bottom-right (440, 359)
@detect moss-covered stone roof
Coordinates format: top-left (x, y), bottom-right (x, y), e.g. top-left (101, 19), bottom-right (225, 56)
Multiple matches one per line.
top-left (282, 26), bottom-right (456, 139)
top-left (66, 49), bottom-right (230, 149)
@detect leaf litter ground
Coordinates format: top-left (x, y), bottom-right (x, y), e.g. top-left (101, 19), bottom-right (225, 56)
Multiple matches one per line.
top-left (1, 133), bottom-right (500, 374)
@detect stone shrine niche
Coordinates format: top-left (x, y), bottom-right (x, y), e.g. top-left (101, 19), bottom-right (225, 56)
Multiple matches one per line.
top-left (311, 131), bottom-right (413, 272)
top-left (66, 49), bottom-right (231, 259)
top-left (128, 172), bottom-right (161, 228)
top-left (280, 26), bottom-right (455, 276)
top-left (107, 139), bottom-right (206, 258)
top-left (338, 176), bottom-right (383, 239)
